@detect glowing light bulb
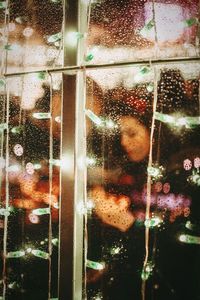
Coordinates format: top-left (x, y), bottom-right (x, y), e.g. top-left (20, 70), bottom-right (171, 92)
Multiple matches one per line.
top-left (28, 213), bottom-right (39, 224)
top-left (0, 208), bottom-right (10, 216)
top-left (141, 261), bottom-right (154, 281)
top-left (0, 123), bottom-right (7, 132)
top-left (33, 163), bottom-right (42, 170)
top-left (184, 17), bottom-right (199, 27)
top-left (55, 116), bottom-right (61, 123)
top-left (31, 249), bottom-right (49, 259)
top-left (0, 2), bottom-right (6, 9)
top-left (86, 259), bottom-right (105, 270)
top-left (85, 53), bottom-right (94, 62)
top-left (194, 157), bottom-right (200, 169)
top-left (179, 234), bottom-right (200, 244)
top-left (47, 32), bottom-right (62, 43)
top-left (11, 125), bottom-right (23, 134)
top-left (52, 238), bottom-right (59, 247)
top-left (110, 246), bottom-right (121, 255)
top-left (13, 144), bottom-right (23, 156)
top-left (85, 109), bottom-right (102, 126)
top-left (147, 83), bottom-right (154, 92)
top-left (86, 157), bottom-right (96, 166)
top-left (32, 112), bottom-right (51, 119)
top-left (49, 159), bottom-right (61, 166)
top-left (32, 208), bottom-right (50, 216)
top-left (144, 217), bottom-right (162, 228)
top-left (26, 248), bottom-right (32, 253)
top-left (7, 251), bottom-right (26, 258)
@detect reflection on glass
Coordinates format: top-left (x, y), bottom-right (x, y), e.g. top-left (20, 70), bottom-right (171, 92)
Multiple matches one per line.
top-left (86, 0), bottom-right (200, 64)
top-left (85, 64), bottom-right (200, 300)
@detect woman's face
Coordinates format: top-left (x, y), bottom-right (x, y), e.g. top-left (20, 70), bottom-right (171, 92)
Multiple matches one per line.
top-left (120, 116), bottom-right (150, 162)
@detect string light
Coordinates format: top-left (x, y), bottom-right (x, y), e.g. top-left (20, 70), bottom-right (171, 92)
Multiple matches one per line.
top-left (47, 32), bottom-right (62, 43)
top-left (179, 234), bottom-right (200, 244)
top-left (32, 208), bottom-right (51, 216)
top-left (147, 165), bottom-right (164, 179)
top-left (7, 251), bottom-right (26, 258)
top-left (0, 2), bottom-right (6, 9)
top-left (85, 53), bottom-right (94, 62)
top-left (13, 144), bottom-right (23, 156)
top-left (184, 17), bottom-right (199, 27)
top-left (141, 261), bottom-right (154, 281)
top-left (11, 126), bottom-right (23, 134)
top-left (155, 112), bottom-right (200, 128)
top-left (140, 19), bottom-right (155, 37)
top-left (85, 109), bottom-right (102, 126)
top-left (86, 259), bottom-right (105, 270)
top-left (0, 208), bottom-right (10, 217)
top-left (32, 112), bottom-right (51, 119)
top-left (31, 249), bottom-right (49, 259)
top-left (144, 217), bottom-right (162, 228)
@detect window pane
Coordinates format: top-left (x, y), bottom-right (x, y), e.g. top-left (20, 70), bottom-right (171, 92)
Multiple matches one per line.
top-left (86, 0), bottom-right (200, 64)
top-left (0, 72), bottom-right (61, 299)
top-left (0, 0), bottom-right (63, 73)
top-left (85, 63), bottom-right (200, 299)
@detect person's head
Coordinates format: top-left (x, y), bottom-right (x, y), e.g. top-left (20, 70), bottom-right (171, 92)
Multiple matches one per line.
top-left (119, 115), bottom-right (150, 162)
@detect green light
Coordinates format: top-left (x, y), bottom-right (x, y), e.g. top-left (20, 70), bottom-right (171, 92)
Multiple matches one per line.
top-left (155, 112), bottom-right (200, 128)
top-left (141, 261), bottom-right (154, 281)
top-left (147, 83), bottom-right (154, 92)
top-left (31, 249), bottom-right (49, 259)
top-left (144, 217), bottom-right (161, 228)
top-left (4, 44), bottom-right (12, 50)
top-left (0, 123), bottom-right (7, 132)
top-left (32, 112), bottom-right (51, 119)
top-left (33, 163), bottom-right (42, 170)
top-left (52, 238), bottom-right (59, 247)
top-left (140, 66), bottom-right (151, 75)
top-left (184, 17), bottom-right (199, 27)
top-left (37, 72), bottom-right (46, 80)
top-left (49, 159), bottom-right (61, 166)
top-left (0, 208), bottom-right (10, 216)
top-left (47, 32), bottom-right (62, 43)
top-left (179, 234), bottom-right (200, 244)
top-left (85, 53), bottom-right (94, 62)
top-left (7, 251), bottom-right (26, 258)
top-left (0, 2), bottom-right (6, 8)
top-left (85, 109), bottom-right (102, 126)
top-left (11, 125), bottom-right (23, 134)
top-left (32, 208), bottom-right (50, 216)
top-left (86, 259), bottom-right (105, 270)
top-left (0, 79), bottom-right (5, 86)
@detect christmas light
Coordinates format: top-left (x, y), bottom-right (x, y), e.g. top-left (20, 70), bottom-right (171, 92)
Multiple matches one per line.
top-left (185, 221), bottom-right (197, 231)
top-left (194, 157), bottom-right (200, 169)
top-left (11, 125), bottom-right (23, 134)
top-left (110, 246), bottom-right (121, 255)
top-left (183, 159), bottom-right (192, 171)
top-left (31, 249), bottom-right (49, 259)
top-left (47, 32), bottom-right (62, 43)
top-left (184, 17), bottom-right (199, 27)
top-left (155, 112), bottom-right (200, 128)
top-left (86, 157), bottom-right (96, 166)
top-left (55, 116), bottom-right (61, 123)
top-left (33, 163), bottom-right (42, 170)
top-left (147, 165), bottom-right (164, 179)
top-left (0, 208), bottom-right (10, 217)
top-left (32, 112), bottom-right (51, 119)
top-left (52, 238), bottom-right (59, 247)
top-left (140, 19), bottom-right (155, 36)
top-left (32, 208), bottom-right (50, 216)
top-left (28, 213), bottom-right (39, 224)
top-left (187, 170), bottom-right (200, 186)
top-left (141, 261), bottom-right (154, 281)
top-left (7, 251), bottom-right (26, 258)
top-left (49, 158), bottom-right (61, 166)
top-left (85, 109), bottom-right (102, 126)
top-left (86, 259), bottom-right (105, 270)
top-left (85, 53), bottom-right (94, 62)
top-left (146, 83), bottom-right (154, 92)
top-left (144, 217), bottom-right (162, 228)
top-left (0, 123), bottom-right (7, 132)
top-left (179, 234), bottom-right (200, 244)
top-left (0, 2), bottom-right (6, 9)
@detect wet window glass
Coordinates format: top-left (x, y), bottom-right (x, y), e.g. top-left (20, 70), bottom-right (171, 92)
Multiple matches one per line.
top-left (86, 0), bottom-right (200, 64)
top-left (85, 63), bottom-right (200, 300)
top-left (0, 72), bottom-right (61, 299)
